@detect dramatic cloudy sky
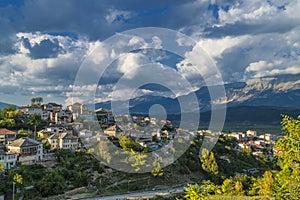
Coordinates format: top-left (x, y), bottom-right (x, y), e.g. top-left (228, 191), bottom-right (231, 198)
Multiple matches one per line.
top-left (0, 0), bottom-right (300, 106)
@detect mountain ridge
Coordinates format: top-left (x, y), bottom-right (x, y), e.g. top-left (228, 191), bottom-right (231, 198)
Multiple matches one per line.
top-left (95, 74), bottom-right (300, 114)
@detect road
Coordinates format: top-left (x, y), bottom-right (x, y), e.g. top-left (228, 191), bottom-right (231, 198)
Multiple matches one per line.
top-left (83, 186), bottom-right (184, 200)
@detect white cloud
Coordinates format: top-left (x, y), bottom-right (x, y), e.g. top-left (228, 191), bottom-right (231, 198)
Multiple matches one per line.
top-left (245, 59), bottom-right (300, 78)
top-left (0, 32), bottom-right (102, 106)
top-left (117, 52), bottom-right (143, 79)
top-left (217, 0), bottom-right (300, 28)
top-left (198, 36), bottom-right (248, 58)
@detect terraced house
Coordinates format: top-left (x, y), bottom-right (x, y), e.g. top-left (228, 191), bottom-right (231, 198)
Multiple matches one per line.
top-left (0, 128), bottom-right (17, 144)
top-left (48, 132), bottom-right (79, 151)
top-left (7, 137), bottom-right (43, 165)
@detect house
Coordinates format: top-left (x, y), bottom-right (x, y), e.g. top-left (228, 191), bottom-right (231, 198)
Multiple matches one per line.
top-left (67, 103), bottom-right (89, 115)
top-left (0, 150), bottom-right (17, 170)
top-left (238, 142), bottom-right (251, 150)
top-left (54, 109), bottom-right (73, 123)
top-left (42, 102), bottom-right (63, 113)
top-left (227, 132), bottom-right (246, 141)
top-left (44, 124), bottom-right (71, 134)
top-left (0, 128), bottom-right (17, 143)
top-left (40, 111), bottom-right (50, 120)
top-left (246, 130), bottom-right (257, 137)
top-left (18, 106), bottom-right (49, 120)
top-left (48, 132), bottom-right (79, 150)
top-left (258, 133), bottom-right (276, 142)
top-left (48, 133), bottom-right (59, 149)
top-left (18, 106), bottom-right (29, 115)
top-left (7, 137), bottom-right (43, 164)
top-left (67, 103), bottom-right (93, 121)
top-left (28, 106), bottom-right (43, 115)
top-left (104, 124), bottom-right (123, 137)
top-left (95, 108), bottom-right (115, 128)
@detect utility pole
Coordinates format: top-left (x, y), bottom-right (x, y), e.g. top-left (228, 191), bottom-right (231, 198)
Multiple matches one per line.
top-left (12, 182), bottom-right (15, 200)
top-left (34, 124), bottom-right (36, 140)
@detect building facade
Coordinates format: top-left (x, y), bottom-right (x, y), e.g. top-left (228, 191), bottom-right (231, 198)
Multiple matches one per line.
top-left (0, 150), bottom-right (17, 170)
top-left (7, 137), bottom-right (43, 164)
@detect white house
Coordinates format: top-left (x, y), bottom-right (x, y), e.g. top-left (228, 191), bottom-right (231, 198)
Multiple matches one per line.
top-left (7, 137), bottom-right (43, 165)
top-left (19, 106), bottom-right (49, 120)
top-left (48, 132), bottom-right (79, 150)
top-left (0, 128), bottom-right (17, 144)
top-left (0, 150), bottom-right (17, 170)
top-left (246, 130), bottom-right (257, 137)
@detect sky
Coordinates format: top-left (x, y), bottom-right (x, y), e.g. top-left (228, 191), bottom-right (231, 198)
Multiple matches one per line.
top-left (0, 0), bottom-right (300, 106)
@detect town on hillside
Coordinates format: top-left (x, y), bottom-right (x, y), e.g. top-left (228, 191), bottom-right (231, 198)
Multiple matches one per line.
top-left (0, 97), bottom-right (293, 200)
top-left (0, 97), bottom-right (283, 171)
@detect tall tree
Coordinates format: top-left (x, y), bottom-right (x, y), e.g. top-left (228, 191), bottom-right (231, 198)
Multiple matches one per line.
top-left (31, 97), bottom-right (43, 106)
top-left (31, 98), bottom-right (36, 106)
top-left (273, 115), bottom-right (300, 200)
top-left (200, 148), bottom-right (219, 175)
top-left (256, 171), bottom-right (274, 197)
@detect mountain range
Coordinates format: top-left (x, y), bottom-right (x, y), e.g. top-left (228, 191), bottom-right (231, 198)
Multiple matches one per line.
top-left (95, 74), bottom-right (300, 131)
top-left (96, 74), bottom-right (300, 114)
top-left (0, 102), bottom-right (17, 110)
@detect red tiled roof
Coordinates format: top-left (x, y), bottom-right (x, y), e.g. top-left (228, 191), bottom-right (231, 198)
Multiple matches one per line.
top-left (255, 145), bottom-right (264, 149)
top-left (0, 128), bottom-right (16, 135)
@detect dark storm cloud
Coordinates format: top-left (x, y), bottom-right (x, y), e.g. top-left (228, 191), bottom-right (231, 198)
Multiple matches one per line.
top-left (21, 37), bottom-right (64, 59)
top-left (17, 0), bottom-right (214, 40)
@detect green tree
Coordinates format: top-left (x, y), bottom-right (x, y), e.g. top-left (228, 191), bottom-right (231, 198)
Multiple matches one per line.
top-left (151, 160), bottom-right (164, 177)
top-left (273, 115), bottom-right (300, 200)
top-left (221, 178), bottom-right (235, 194)
top-left (27, 113), bottom-right (42, 131)
top-left (31, 97), bottom-right (43, 106)
top-left (31, 98), bottom-right (36, 106)
top-left (201, 180), bottom-right (222, 195)
top-left (184, 183), bottom-right (207, 200)
top-left (256, 171), bottom-right (274, 197)
top-left (119, 135), bottom-right (135, 151)
top-left (235, 181), bottom-right (244, 195)
top-left (200, 148), bottom-right (219, 175)
top-left (0, 106), bottom-right (24, 129)
top-left (13, 173), bottom-right (23, 185)
top-left (127, 151), bottom-right (147, 172)
top-left (36, 170), bottom-right (67, 197)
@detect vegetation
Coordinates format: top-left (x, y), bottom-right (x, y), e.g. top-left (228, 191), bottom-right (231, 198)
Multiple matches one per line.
top-left (200, 148), bottom-right (219, 176)
top-left (0, 151), bottom-right (103, 199)
top-left (0, 106), bottom-right (48, 131)
top-left (272, 115), bottom-right (300, 200)
top-left (181, 115), bottom-right (300, 200)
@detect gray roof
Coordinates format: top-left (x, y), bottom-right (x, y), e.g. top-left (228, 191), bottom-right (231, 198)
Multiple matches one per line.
top-left (49, 132), bottom-right (78, 140)
top-left (60, 132), bottom-right (78, 139)
top-left (8, 137), bottom-right (40, 147)
top-left (94, 108), bottom-right (112, 113)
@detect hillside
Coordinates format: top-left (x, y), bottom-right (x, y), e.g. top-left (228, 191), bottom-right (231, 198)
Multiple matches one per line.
top-left (0, 102), bottom-right (17, 110)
